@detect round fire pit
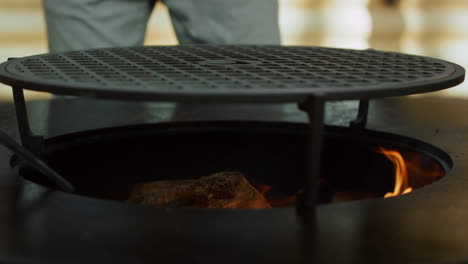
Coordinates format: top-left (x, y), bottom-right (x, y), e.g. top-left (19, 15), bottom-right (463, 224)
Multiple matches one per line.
top-left (0, 45), bottom-right (464, 211)
top-left (17, 121), bottom-right (451, 207)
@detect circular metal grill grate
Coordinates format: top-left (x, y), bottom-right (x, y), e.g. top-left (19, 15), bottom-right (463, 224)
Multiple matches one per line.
top-left (0, 45), bottom-right (464, 101)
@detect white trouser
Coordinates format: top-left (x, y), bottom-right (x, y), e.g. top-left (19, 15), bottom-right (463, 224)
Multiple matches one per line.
top-left (42, 0), bottom-right (281, 52)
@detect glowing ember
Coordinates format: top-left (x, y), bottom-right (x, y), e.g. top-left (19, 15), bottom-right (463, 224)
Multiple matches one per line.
top-left (262, 185), bottom-right (298, 207)
top-left (267, 195), bottom-right (298, 207)
top-left (257, 184), bottom-right (272, 195)
top-left (223, 199), bottom-right (272, 209)
top-left (376, 147), bottom-right (413, 198)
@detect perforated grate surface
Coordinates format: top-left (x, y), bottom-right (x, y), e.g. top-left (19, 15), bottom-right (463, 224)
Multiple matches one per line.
top-left (0, 45), bottom-right (464, 102)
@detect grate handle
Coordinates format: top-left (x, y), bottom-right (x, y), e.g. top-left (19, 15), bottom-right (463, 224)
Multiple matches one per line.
top-left (0, 130), bottom-right (75, 193)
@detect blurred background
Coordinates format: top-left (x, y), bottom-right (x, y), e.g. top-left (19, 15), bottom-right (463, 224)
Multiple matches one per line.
top-left (1, 0), bottom-right (468, 100)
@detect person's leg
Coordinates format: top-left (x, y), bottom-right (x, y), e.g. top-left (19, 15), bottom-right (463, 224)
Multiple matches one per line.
top-left (42, 0), bottom-right (156, 52)
top-left (162, 0), bottom-right (281, 45)
top-left (162, 0), bottom-right (283, 122)
top-left (42, 0), bottom-right (159, 136)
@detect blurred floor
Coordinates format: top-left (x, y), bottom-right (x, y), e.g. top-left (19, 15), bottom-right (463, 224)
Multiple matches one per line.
top-left (0, 0), bottom-right (467, 100)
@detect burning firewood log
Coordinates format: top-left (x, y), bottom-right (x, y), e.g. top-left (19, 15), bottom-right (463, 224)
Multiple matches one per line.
top-left (127, 171), bottom-right (271, 209)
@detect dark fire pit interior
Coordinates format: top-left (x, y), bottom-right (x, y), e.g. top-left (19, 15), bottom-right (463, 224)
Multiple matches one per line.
top-left (18, 121), bottom-right (451, 206)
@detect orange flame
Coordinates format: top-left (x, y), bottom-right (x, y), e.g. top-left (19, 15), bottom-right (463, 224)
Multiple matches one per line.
top-left (376, 147), bottom-right (413, 198)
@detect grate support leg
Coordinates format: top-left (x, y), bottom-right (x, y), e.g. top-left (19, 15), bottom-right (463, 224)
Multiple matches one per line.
top-left (298, 95), bottom-right (324, 213)
top-left (297, 95), bottom-right (324, 262)
top-left (350, 99), bottom-right (370, 130)
top-left (11, 87), bottom-right (45, 156)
